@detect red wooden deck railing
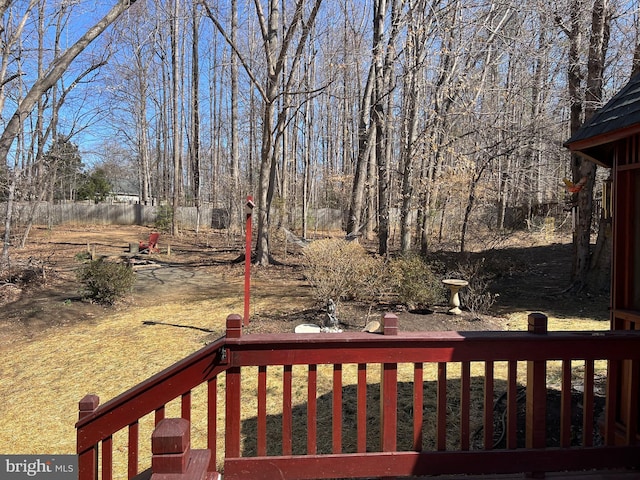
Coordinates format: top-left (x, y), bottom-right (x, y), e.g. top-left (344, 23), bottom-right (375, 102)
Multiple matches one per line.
top-left (76, 313), bottom-right (640, 480)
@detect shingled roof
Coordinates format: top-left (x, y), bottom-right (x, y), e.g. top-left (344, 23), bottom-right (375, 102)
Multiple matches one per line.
top-left (565, 72), bottom-right (640, 166)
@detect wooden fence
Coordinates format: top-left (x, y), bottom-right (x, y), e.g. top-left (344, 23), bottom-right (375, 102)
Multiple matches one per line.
top-left (3, 202), bottom-right (345, 230)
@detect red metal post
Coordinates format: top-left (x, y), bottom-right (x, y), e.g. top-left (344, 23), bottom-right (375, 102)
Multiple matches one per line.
top-left (244, 196), bottom-right (254, 327)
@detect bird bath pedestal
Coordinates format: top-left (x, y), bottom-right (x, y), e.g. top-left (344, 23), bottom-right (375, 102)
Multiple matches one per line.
top-left (442, 279), bottom-right (468, 315)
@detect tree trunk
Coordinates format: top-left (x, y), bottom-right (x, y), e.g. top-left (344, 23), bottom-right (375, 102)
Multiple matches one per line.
top-left (347, 65), bottom-right (375, 237)
top-left (230, 0), bottom-right (241, 234)
top-left (565, 0), bottom-right (610, 289)
top-left (191, 3), bottom-right (201, 233)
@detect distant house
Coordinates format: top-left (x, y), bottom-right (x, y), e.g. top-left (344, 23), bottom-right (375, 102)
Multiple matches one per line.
top-left (109, 178), bottom-right (141, 204)
top-left (565, 72), bottom-right (640, 444)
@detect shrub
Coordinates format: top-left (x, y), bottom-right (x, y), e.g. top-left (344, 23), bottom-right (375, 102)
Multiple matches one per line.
top-left (453, 258), bottom-right (499, 319)
top-left (155, 204), bottom-right (173, 232)
top-left (77, 259), bottom-right (135, 305)
top-left (388, 255), bottom-right (445, 308)
top-left (301, 238), bottom-right (387, 303)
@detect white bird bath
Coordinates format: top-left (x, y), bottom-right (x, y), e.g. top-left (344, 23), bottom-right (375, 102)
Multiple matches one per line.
top-left (442, 278), bottom-right (469, 315)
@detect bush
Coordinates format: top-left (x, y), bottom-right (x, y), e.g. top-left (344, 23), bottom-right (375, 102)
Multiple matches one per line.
top-left (452, 258), bottom-right (498, 319)
top-left (302, 238), bottom-right (387, 303)
top-left (155, 204), bottom-right (173, 232)
top-left (77, 259), bottom-right (135, 305)
top-left (388, 255), bottom-right (445, 308)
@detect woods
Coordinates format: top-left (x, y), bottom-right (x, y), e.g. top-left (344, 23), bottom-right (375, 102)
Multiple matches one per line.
top-left (0, 0), bottom-right (638, 285)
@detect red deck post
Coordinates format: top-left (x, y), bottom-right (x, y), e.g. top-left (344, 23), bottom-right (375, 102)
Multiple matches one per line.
top-left (226, 315), bottom-right (243, 460)
top-left (226, 313), bottom-right (243, 339)
top-left (78, 395), bottom-right (100, 480)
top-left (380, 313), bottom-right (399, 480)
top-left (151, 418), bottom-right (216, 480)
top-left (380, 313), bottom-right (398, 451)
top-left (526, 313), bottom-right (548, 451)
top-left (151, 418), bottom-right (191, 475)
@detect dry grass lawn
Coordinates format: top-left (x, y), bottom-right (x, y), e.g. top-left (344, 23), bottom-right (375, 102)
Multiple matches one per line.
top-left (0, 226), bottom-right (611, 477)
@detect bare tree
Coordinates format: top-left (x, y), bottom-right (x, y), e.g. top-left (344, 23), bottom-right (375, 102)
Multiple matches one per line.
top-left (1, 0), bottom-right (139, 264)
top-left (559, 0), bottom-right (611, 289)
top-left (200, 0), bottom-right (323, 264)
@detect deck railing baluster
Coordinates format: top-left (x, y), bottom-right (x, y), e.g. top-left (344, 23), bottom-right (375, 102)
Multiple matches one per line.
top-left (127, 420), bottom-right (138, 479)
top-left (257, 365), bottom-right (267, 456)
top-left (604, 359), bottom-right (619, 445)
top-left (155, 405), bottom-right (165, 425)
top-left (307, 364), bottom-right (318, 455)
top-left (484, 361), bottom-right (494, 450)
top-left (461, 361), bottom-right (471, 450)
top-left (102, 436), bottom-right (112, 480)
top-left (207, 378), bottom-right (218, 471)
top-left (561, 360), bottom-right (572, 447)
top-left (413, 362), bottom-right (424, 451)
top-left (624, 359), bottom-right (639, 443)
top-left (507, 360), bottom-right (518, 449)
top-left (283, 364), bottom-right (293, 455)
top-left (583, 359), bottom-right (595, 446)
top-left (333, 364), bottom-right (343, 453)
top-left (181, 391), bottom-right (191, 423)
top-left (436, 362), bottom-right (447, 451)
top-left (357, 363), bottom-right (367, 453)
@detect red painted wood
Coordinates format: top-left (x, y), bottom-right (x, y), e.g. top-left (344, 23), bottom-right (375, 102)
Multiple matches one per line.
top-left (152, 418), bottom-right (189, 454)
top-left (526, 357), bottom-right (546, 449)
top-left (128, 421), bottom-right (139, 479)
top-left (223, 446), bottom-right (640, 480)
top-left (207, 378), bottom-right (218, 471)
top-left (506, 361), bottom-right (517, 449)
top-left (283, 365), bottom-right (293, 455)
top-left (227, 331), bottom-right (640, 367)
top-left (413, 362), bottom-right (423, 451)
top-left (155, 406), bottom-right (165, 425)
top-left (583, 359), bottom-right (595, 446)
top-left (77, 395), bottom-right (99, 480)
top-left (332, 364), bottom-right (342, 453)
top-left (225, 366), bottom-right (241, 458)
top-left (151, 419), bottom-right (190, 474)
top-left (76, 325), bottom-right (640, 480)
top-left (605, 359), bottom-right (619, 445)
top-left (257, 365), bottom-right (267, 456)
top-left (78, 449), bottom-right (97, 480)
top-left (182, 391), bottom-right (191, 423)
top-left (77, 336), bottom-right (228, 452)
top-left (102, 436), bottom-right (112, 480)
top-left (307, 365), bottom-right (317, 455)
top-left (483, 361), bottom-right (493, 450)
top-left (561, 360), bottom-right (572, 448)
top-left (356, 364), bottom-right (367, 453)
top-left (437, 362), bottom-right (447, 451)
top-left (380, 362), bottom-right (397, 452)
top-left (460, 362), bottom-right (471, 450)
top-left (624, 359), bottom-right (639, 443)
top-left (227, 313), bottom-right (243, 339)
